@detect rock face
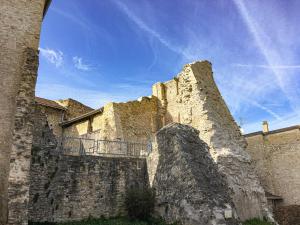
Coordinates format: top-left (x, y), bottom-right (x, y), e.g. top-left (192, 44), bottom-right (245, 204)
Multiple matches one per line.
top-left (148, 123), bottom-right (240, 225)
top-left (153, 61), bottom-right (273, 221)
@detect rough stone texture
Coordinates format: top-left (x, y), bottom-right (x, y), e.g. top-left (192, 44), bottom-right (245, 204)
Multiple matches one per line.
top-left (56, 98), bottom-right (93, 120)
top-left (7, 48), bottom-right (39, 225)
top-left (274, 205), bottom-right (300, 225)
top-left (28, 108), bottom-right (148, 223)
top-left (148, 123), bottom-right (239, 225)
top-left (111, 97), bottom-right (159, 143)
top-left (0, 1), bottom-right (47, 224)
top-left (29, 150), bottom-right (148, 223)
top-left (36, 104), bottom-right (65, 139)
top-left (152, 61), bottom-right (272, 221)
top-left (245, 127), bottom-right (300, 206)
top-left (63, 97), bottom-right (159, 143)
top-left (44, 60), bottom-right (274, 221)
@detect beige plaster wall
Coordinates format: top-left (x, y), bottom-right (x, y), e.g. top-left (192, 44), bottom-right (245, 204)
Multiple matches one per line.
top-left (246, 129), bottom-right (300, 206)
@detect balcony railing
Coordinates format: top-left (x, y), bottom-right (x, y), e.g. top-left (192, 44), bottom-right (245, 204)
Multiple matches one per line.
top-left (61, 136), bottom-right (152, 158)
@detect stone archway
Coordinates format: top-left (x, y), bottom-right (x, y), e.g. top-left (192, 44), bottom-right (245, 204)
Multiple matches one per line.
top-left (0, 1), bottom-right (51, 224)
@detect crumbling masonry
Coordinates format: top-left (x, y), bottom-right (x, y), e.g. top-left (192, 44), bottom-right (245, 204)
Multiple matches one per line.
top-left (0, 1), bottom-right (50, 225)
top-left (0, 1), bottom-right (276, 224)
top-left (27, 61), bottom-right (275, 224)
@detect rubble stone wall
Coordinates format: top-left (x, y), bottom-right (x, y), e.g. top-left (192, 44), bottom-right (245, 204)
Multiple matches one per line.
top-left (56, 99), bottom-right (93, 120)
top-left (8, 49), bottom-right (40, 225)
top-left (246, 129), bottom-right (300, 206)
top-left (38, 105), bottom-right (64, 139)
top-left (29, 150), bottom-right (148, 223)
top-left (148, 123), bottom-right (240, 225)
top-left (112, 97), bottom-right (159, 143)
top-left (152, 61), bottom-right (272, 221)
top-left (63, 97), bottom-right (159, 143)
top-left (0, 1), bottom-right (46, 224)
top-left (28, 107), bottom-right (149, 223)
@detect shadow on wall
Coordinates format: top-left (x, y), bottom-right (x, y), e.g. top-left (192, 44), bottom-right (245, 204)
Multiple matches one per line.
top-left (28, 106), bottom-right (150, 223)
top-left (148, 123), bottom-right (240, 225)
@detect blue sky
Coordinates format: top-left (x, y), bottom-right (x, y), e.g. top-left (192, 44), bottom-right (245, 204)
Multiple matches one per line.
top-left (37, 0), bottom-right (300, 133)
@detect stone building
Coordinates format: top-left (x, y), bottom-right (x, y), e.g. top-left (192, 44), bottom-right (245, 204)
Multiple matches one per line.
top-left (0, 1), bottom-right (51, 224)
top-left (245, 122), bottom-right (300, 209)
top-left (36, 61), bottom-right (274, 222)
top-left (35, 97), bottom-right (93, 138)
top-left (0, 0), bottom-right (280, 223)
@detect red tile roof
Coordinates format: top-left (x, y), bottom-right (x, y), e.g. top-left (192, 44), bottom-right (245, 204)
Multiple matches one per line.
top-left (35, 97), bottom-right (66, 110)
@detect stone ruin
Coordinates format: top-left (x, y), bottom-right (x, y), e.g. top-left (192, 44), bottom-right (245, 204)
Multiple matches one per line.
top-left (0, 1), bottom-right (277, 224)
top-left (23, 61), bottom-right (275, 225)
top-left (148, 123), bottom-right (240, 225)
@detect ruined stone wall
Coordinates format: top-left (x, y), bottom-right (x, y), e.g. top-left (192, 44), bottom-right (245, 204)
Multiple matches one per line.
top-left (56, 98), bottom-right (93, 120)
top-left (29, 108), bottom-right (148, 223)
top-left (29, 150), bottom-right (148, 223)
top-left (8, 49), bottom-right (40, 225)
top-left (91, 103), bottom-right (121, 140)
top-left (153, 61), bottom-right (272, 221)
top-left (0, 1), bottom-right (47, 224)
top-left (148, 123), bottom-right (240, 225)
top-left (112, 97), bottom-right (159, 143)
top-left (37, 105), bottom-right (64, 139)
top-left (63, 97), bottom-right (159, 143)
top-left (245, 129), bottom-right (300, 206)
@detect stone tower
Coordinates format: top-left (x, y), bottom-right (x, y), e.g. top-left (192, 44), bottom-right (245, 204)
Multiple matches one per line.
top-left (0, 1), bottom-right (51, 224)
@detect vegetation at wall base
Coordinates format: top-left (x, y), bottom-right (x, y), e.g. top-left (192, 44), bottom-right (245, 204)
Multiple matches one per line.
top-left (243, 218), bottom-right (274, 225)
top-left (125, 187), bottom-right (155, 220)
top-left (28, 217), bottom-right (172, 225)
top-left (29, 217), bottom-right (275, 225)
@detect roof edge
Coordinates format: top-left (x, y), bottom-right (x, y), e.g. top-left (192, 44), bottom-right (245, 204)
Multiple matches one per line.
top-left (43, 0), bottom-right (52, 18)
top-left (60, 108), bottom-right (104, 127)
top-left (244, 124), bottom-right (300, 137)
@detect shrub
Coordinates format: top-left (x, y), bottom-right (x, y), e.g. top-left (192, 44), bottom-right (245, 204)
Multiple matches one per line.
top-left (243, 218), bottom-right (274, 225)
top-left (125, 187), bottom-right (155, 220)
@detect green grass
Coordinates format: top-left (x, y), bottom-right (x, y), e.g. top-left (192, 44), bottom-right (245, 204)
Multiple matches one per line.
top-left (243, 218), bottom-right (274, 225)
top-left (29, 217), bottom-right (172, 225)
top-left (30, 217), bottom-right (274, 225)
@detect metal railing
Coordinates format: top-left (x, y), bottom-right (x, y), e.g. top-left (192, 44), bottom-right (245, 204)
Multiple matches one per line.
top-left (61, 136), bottom-right (152, 158)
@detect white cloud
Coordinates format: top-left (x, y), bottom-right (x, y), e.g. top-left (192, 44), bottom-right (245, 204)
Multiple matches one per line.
top-left (110, 0), bottom-right (192, 59)
top-left (39, 47), bottom-right (63, 67)
top-left (232, 63), bottom-right (300, 69)
top-left (72, 56), bottom-right (91, 71)
top-left (232, 0), bottom-right (300, 111)
top-left (243, 110), bottom-right (300, 133)
top-left (36, 82), bottom-right (151, 109)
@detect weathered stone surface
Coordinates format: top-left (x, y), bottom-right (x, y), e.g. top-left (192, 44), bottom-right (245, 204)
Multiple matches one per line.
top-left (0, 1), bottom-right (47, 224)
top-left (153, 61), bottom-right (274, 221)
top-left (245, 126), bottom-right (300, 206)
top-left (29, 150), bottom-right (148, 223)
top-left (274, 205), bottom-right (300, 225)
top-left (148, 123), bottom-right (240, 225)
top-left (8, 48), bottom-right (39, 225)
top-left (63, 96), bottom-right (159, 143)
top-left (28, 108), bottom-right (149, 222)
top-left (56, 98), bottom-right (93, 120)
top-left (41, 60), bottom-right (275, 222)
